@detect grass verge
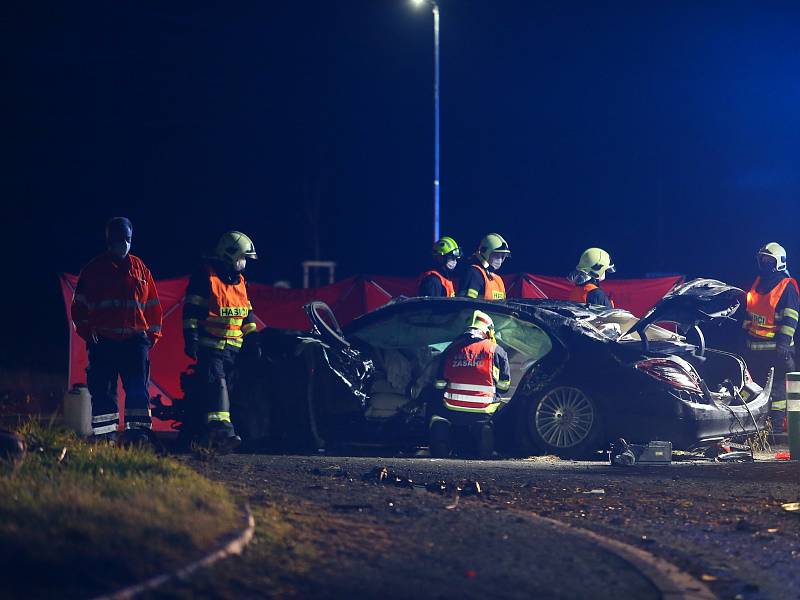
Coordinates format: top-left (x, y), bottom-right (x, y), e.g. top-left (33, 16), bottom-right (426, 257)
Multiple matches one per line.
top-left (0, 422), bottom-right (240, 600)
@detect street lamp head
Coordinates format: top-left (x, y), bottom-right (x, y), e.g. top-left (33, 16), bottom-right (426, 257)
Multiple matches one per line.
top-left (411, 0), bottom-right (437, 8)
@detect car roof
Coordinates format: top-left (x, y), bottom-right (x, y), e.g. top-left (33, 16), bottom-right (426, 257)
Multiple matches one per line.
top-left (343, 296), bottom-right (628, 342)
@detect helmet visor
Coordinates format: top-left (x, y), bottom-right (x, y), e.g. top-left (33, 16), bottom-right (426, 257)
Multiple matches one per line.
top-left (757, 252), bottom-right (777, 272)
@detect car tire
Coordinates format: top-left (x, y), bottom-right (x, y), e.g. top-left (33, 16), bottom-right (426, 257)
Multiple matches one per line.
top-left (295, 345), bottom-right (328, 452)
top-left (525, 385), bottom-right (604, 458)
top-left (231, 372), bottom-right (271, 451)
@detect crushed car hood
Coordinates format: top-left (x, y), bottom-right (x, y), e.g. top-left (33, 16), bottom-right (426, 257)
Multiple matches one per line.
top-left (632, 278), bottom-right (744, 335)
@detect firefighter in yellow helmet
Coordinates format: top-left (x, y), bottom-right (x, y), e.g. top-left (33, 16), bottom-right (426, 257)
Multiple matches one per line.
top-left (742, 242), bottom-right (799, 433)
top-left (418, 236), bottom-right (461, 297)
top-left (458, 234), bottom-right (510, 300)
top-left (567, 248), bottom-right (615, 308)
top-left (182, 231), bottom-right (261, 451)
top-left (430, 310), bottom-right (511, 458)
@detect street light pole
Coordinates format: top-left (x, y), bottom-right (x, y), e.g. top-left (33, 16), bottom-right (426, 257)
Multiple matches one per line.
top-left (412, 0), bottom-right (441, 242)
top-left (432, 1), bottom-right (440, 243)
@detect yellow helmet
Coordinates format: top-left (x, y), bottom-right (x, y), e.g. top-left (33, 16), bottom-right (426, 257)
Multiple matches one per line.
top-left (215, 231), bottom-right (258, 264)
top-left (477, 233), bottom-right (511, 263)
top-left (576, 247), bottom-right (615, 279)
top-left (757, 242), bottom-right (787, 272)
top-left (468, 309), bottom-right (495, 338)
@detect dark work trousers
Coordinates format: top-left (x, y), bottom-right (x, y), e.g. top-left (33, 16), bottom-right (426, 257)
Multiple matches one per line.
top-left (743, 347), bottom-right (795, 428)
top-left (87, 334), bottom-right (152, 435)
top-left (429, 396), bottom-right (494, 451)
top-left (196, 346), bottom-right (240, 424)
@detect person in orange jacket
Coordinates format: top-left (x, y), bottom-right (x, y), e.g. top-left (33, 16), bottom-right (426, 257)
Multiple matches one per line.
top-left (182, 231), bottom-right (260, 451)
top-left (458, 233), bottom-right (511, 300)
top-left (431, 310), bottom-right (511, 458)
top-left (418, 236), bottom-right (461, 297)
top-left (567, 247), bottom-right (615, 308)
top-left (742, 242), bottom-right (800, 433)
top-left (71, 217), bottom-right (162, 444)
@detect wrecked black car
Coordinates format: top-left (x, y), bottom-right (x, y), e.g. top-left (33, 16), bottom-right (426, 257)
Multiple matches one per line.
top-left (161, 279), bottom-right (772, 458)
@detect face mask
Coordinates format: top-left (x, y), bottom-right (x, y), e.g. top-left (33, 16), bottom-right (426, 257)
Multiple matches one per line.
top-left (490, 257), bottom-right (504, 271)
top-left (109, 241), bottom-right (130, 259)
top-left (445, 258), bottom-right (457, 271)
top-left (234, 258), bottom-right (247, 272)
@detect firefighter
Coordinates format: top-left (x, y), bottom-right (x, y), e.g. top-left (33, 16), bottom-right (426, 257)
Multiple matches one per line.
top-left (742, 242), bottom-right (799, 433)
top-left (430, 310), bottom-right (511, 458)
top-left (71, 217), bottom-right (163, 444)
top-left (182, 231), bottom-right (261, 450)
top-left (567, 247), bottom-right (615, 308)
top-left (418, 236), bottom-right (461, 297)
top-left (458, 233), bottom-right (511, 300)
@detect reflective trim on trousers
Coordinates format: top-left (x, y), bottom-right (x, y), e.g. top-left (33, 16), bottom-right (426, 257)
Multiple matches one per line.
top-left (771, 400), bottom-right (787, 411)
top-left (443, 400), bottom-right (500, 414)
top-left (747, 339), bottom-right (777, 351)
top-left (447, 382), bottom-right (497, 394)
top-left (125, 421), bottom-right (152, 430)
top-left (443, 391), bottom-right (495, 404)
top-left (126, 408), bottom-right (151, 418)
top-left (92, 423), bottom-right (119, 435)
top-left (207, 411), bottom-right (232, 423)
top-left (92, 412), bottom-right (120, 423)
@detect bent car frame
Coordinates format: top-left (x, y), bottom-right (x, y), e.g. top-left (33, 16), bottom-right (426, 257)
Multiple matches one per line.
top-left (161, 279), bottom-right (772, 458)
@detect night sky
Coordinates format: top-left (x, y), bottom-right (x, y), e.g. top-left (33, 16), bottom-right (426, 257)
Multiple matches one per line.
top-left (4, 1), bottom-right (800, 371)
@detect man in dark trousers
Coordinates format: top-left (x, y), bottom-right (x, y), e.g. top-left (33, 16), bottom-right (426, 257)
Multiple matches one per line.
top-left (71, 217), bottom-right (162, 444)
top-left (418, 236), bottom-right (461, 297)
top-left (183, 231), bottom-right (261, 450)
top-left (431, 310), bottom-right (511, 458)
top-left (742, 242), bottom-right (799, 433)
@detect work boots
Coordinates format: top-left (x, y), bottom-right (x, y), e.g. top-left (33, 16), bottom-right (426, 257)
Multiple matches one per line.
top-left (207, 421), bottom-right (241, 453)
top-left (429, 419), bottom-right (451, 458)
top-left (119, 428), bottom-right (152, 448)
top-left (476, 423), bottom-right (494, 460)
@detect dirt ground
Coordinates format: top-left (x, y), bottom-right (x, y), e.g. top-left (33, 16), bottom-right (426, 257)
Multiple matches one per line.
top-left (141, 447), bottom-right (800, 600)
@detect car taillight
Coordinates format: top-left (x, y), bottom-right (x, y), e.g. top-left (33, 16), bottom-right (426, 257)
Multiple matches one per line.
top-left (635, 358), bottom-right (703, 393)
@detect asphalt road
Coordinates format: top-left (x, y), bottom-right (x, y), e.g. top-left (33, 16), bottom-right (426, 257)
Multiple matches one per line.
top-left (147, 449), bottom-right (800, 600)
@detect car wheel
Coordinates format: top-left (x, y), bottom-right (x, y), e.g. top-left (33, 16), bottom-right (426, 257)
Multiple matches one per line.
top-left (231, 372), bottom-right (271, 451)
top-left (527, 385), bottom-right (603, 458)
top-left (298, 345), bottom-right (328, 451)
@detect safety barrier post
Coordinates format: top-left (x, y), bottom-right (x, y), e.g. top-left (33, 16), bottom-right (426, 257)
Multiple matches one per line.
top-left (786, 372), bottom-right (800, 460)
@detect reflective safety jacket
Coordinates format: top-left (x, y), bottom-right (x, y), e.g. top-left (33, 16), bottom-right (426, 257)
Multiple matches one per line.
top-left (569, 283), bottom-right (614, 308)
top-left (418, 269), bottom-right (456, 297)
top-left (183, 263), bottom-right (258, 350)
top-left (459, 263), bottom-right (506, 300)
top-left (71, 252), bottom-right (162, 344)
top-left (744, 275), bottom-right (800, 351)
top-left (435, 332), bottom-right (511, 414)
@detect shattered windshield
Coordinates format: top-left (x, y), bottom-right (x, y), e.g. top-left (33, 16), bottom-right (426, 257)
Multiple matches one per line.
top-left (350, 306), bottom-right (553, 360)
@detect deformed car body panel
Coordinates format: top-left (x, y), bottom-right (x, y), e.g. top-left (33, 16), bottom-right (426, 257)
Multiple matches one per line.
top-left (213, 279), bottom-right (770, 456)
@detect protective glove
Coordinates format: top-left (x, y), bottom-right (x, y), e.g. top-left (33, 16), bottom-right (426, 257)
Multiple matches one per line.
top-left (242, 334), bottom-right (262, 361)
top-left (184, 335), bottom-right (198, 360)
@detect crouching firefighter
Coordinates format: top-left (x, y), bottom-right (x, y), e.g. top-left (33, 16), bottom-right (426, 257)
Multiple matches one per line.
top-left (183, 231), bottom-right (262, 450)
top-left (430, 310), bottom-right (511, 458)
top-left (742, 242), bottom-right (800, 433)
